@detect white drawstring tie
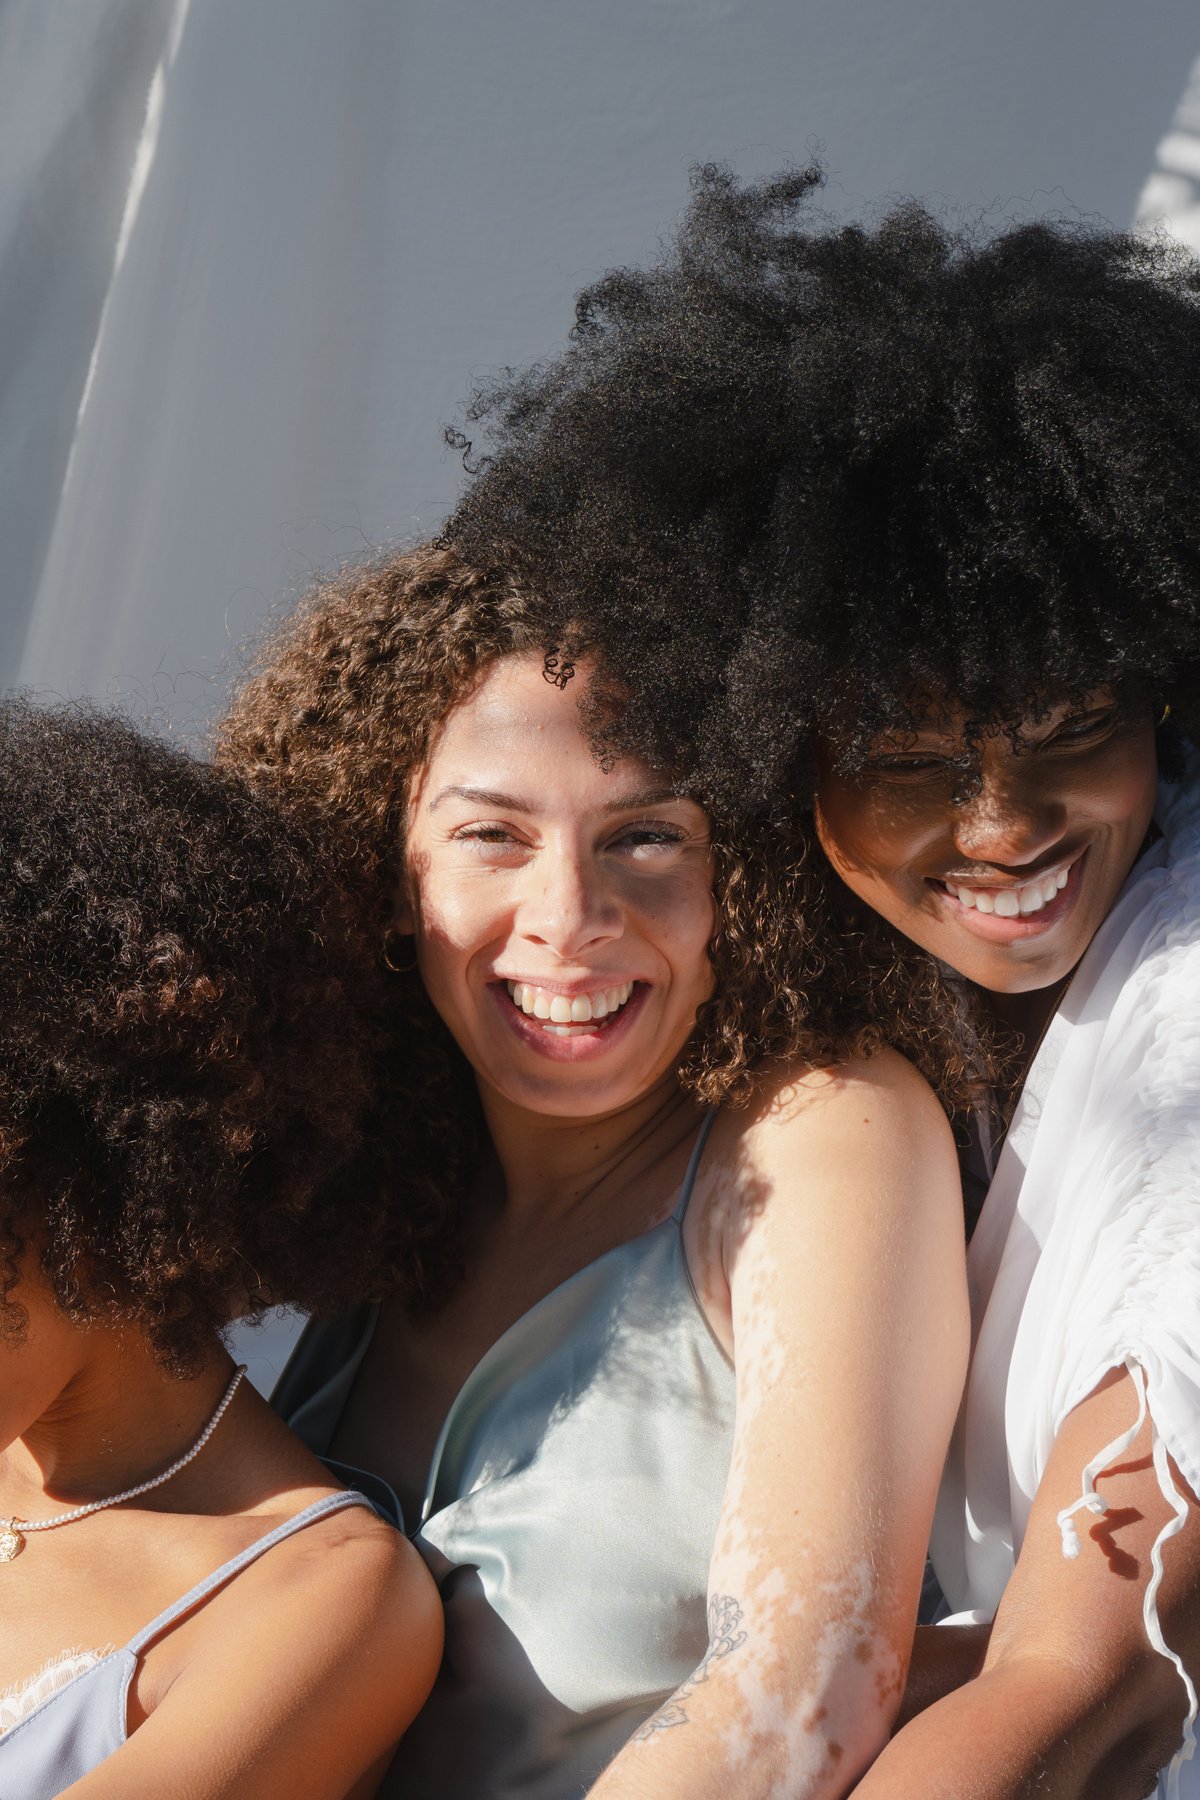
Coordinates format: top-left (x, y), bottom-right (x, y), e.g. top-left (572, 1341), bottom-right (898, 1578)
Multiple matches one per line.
top-left (1055, 1361), bottom-right (1197, 1799)
top-left (1055, 1362), bottom-right (1148, 1559)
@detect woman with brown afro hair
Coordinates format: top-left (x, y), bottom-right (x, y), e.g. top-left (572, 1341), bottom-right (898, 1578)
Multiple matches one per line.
top-left (0, 697), bottom-right (441, 1798)
top-left (217, 537), bottom-right (973, 1800)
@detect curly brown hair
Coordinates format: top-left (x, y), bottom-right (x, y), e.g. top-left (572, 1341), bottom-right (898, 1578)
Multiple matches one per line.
top-left (0, 698), bottom-right (444, 1368)
top-left (216, 541), bottom-right (989, 1140)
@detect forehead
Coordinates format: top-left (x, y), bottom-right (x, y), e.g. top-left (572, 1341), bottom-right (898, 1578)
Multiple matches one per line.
top-left (864, 688), bottom-right (1114, 748)
top-left (414, 652), bottom-right (670, 803)
top-left (426, 653), bottom-right (590, 765)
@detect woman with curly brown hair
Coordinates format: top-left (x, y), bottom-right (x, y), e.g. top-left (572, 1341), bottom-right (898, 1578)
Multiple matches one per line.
top-left (0, 698), bottom-right (441, 1800)
top-left (218, 540), bottom-right (970, 1800)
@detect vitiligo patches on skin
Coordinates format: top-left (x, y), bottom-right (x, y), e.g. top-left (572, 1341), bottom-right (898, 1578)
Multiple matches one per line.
top-left (620, 1200), bottom-right (908, 1793)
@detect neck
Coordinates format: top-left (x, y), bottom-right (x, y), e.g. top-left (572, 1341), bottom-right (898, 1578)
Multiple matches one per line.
top-left (974, 975), bottom-right (1072, 1091)
top-left (477, 1073), bottom-right (704, 1224)
top-left (980, 984), bottom-right (1059, 1039)
top-left (0, 1333), bottom-right (236, 1517)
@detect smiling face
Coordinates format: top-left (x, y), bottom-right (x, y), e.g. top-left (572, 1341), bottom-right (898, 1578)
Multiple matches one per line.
top-left (398, 654), bottom-right (716, 1120)
top-left (813, 693), bottom-right (1159, 997)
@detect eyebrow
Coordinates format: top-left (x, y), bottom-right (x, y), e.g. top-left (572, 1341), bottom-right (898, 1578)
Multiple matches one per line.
top-left (428, 783), bottom-right (686, 814)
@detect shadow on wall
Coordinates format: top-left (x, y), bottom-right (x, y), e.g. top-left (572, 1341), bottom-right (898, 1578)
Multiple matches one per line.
top-left (1136, 53), bottom-right (1200, 249)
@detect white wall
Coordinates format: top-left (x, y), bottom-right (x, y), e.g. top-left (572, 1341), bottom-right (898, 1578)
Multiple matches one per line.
top-left (3, 0), bottom-right (1199, 727)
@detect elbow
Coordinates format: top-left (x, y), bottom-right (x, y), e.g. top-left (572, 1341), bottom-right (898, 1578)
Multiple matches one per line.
top-left (825, 1713), bottom-right (893, 1798)
top-left (723, 1663), bottom-right (897, 1799)
top-left (1086, 1685), bottom-right (1195, 1800)
top-left (971, 1640), bottom-right (1196, 1800)
top-left (810, 1669), bottom-right (902, 1797)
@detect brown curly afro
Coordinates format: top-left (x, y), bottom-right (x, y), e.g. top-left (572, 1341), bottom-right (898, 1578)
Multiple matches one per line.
top-left (0, 698), bottom-right (450, 1368)
top-left (216, 541), bottom-right (991, 1149)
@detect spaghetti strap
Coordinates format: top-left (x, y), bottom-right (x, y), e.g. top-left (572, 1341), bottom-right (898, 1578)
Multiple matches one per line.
top-left (126, 1491), bottom-right (374, 1657)
top-left (672, 1109), bottom-right (718, 1224)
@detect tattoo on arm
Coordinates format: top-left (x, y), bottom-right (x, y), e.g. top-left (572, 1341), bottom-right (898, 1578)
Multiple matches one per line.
top-left (633, 1595), bottom-right (748, 1739)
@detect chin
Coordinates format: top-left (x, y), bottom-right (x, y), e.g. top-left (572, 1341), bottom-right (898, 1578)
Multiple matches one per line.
top-left (506, 1084), bottom-right (644, 1122)
top-left (946, 940), bottom-right (1082, 995)
top-left (975, 965), bottom-right (1069, 996)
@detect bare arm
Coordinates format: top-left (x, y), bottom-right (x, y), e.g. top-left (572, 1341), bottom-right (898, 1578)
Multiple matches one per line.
top-left (60, 1519), bottom-right (443, 1800)
top-left (589, 1051), bottom-right (970, 1800)
top-left (856, 1369), bottom-right (1200, 1800)
top-left (893, 1623), bottom-right (991, 1730)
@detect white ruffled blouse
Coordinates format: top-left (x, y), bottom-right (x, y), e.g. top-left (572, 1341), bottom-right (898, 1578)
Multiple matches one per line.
top-left (930, 763), bottom-right (1200, 1800)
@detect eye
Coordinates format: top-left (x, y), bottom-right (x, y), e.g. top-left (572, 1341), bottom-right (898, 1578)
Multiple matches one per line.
top-left (861, 753), bottom-right (952, 778)
top-left (610, 820), bottom-right (690, 854)
top-left (455, 824), bottom-right (514, 843)
top-left (1040, 707), bottom-right (1120, 749)
top-left (450, 823), bottom-right (527, 860)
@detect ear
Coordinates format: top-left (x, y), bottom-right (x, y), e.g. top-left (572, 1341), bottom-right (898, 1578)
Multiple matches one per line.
top-left (391, 891), bottom-right (416, 934)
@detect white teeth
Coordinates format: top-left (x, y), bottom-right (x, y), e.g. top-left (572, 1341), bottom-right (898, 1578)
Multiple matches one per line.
top-left (504, 980), bottom-right (634, 1026)
top-left (943, 859), bottom-right (1075, 917)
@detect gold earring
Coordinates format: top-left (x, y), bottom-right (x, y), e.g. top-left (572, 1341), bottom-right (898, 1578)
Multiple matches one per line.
top-left (1157, 703), bottom-right (1172, 727)
top-left (381, 931), bottom-right (418, 975)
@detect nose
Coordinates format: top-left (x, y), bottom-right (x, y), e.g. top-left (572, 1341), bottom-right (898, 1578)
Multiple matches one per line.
top-left (518, 845), bottom-right (623, 960)
top-left (951, 753), bottom-right (1069, 869)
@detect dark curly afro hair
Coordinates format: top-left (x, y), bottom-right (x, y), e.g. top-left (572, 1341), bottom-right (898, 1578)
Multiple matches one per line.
top-left (445, 162), bottom-right (1200, 811)
top-left (0, 699), bottom-right (452, 1369)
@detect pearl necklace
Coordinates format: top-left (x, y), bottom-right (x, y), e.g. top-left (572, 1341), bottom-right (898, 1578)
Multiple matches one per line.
top-left (0, 1364), bottom-right (247, 1563)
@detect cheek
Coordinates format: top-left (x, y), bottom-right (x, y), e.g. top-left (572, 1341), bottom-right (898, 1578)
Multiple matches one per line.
top-left (814, 787), bottom-right (921, 892)
top-left (1106, 736), bottom-right (1159, 827)
top-left (410, 861), bottom-right (511, 954)
top-left (1062, 727), bottom-right (1158, 851)
top-left (636, 866), bottom-right (717, 988)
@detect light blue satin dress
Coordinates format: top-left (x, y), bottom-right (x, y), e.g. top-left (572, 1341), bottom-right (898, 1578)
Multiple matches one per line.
top-left (274, 1112), bottom-right (737, 1799)
top-left (0, 1492), bottom-right (372, 1799)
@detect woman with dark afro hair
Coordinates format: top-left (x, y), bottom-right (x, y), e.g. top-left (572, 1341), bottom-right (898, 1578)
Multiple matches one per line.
top-left (217, 540), bottom-right (971, 1799)
top-left (0, 699), bottom-right (441, 1798)
top-left (444, 164), bottom-right (1200, 1799)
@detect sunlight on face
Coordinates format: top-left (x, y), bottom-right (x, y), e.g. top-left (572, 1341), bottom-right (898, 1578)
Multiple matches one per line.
top-left (814, 693), bottom-right (1159, 995)
top-left (399, 654), bottom-right (716, 1120)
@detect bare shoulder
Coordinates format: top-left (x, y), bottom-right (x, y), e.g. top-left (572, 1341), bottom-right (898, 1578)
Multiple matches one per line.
top-left (683, 1052), bottom-right (967, 1375)
top-left (266, 1500), bottom-right (436, 1618)
top-left (191, 1496), bottom-right (441, 1669)
top-left (712, 1046), bottom-right (956, 1181)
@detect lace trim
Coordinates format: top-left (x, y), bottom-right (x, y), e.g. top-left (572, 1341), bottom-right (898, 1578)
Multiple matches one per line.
top-left (0, 1647), bottom-right (114, 1735)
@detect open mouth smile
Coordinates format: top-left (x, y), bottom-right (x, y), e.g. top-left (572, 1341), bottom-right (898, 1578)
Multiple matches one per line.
top-left (505, 979), bottom-right (635, 1036)
top-left (927, 850), bottom-right (1087, 939)
top-left (491, 978), bottom-right (648, 1061)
